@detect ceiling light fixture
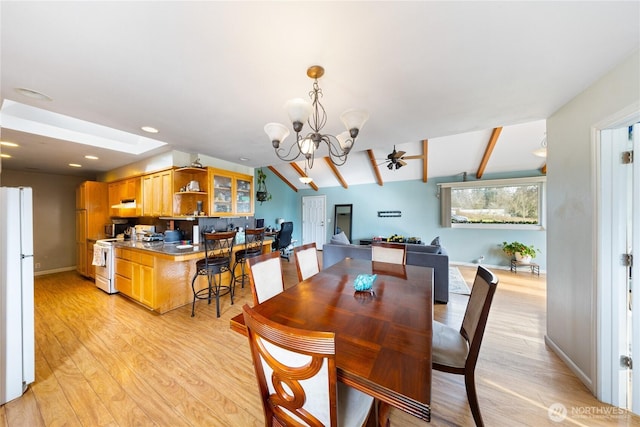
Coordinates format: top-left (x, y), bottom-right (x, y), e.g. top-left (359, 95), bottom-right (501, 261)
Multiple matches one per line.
top-left (1, 153), bottom-right (12, 158)
top-left (0, 141), bottom-right (19, 147)
top-left (299, 165), bottom-right (313, 184)
top-left (532, 135), bottom-right (547, 158)
top-left (141, 126), bottom-right (159, 133)
top-left (69, 163), bottom-right (82, 168)
top-left (264, 65), bottom-right (369, 169)
top-left (14, 87), bottom-right (52, 101)
top-left (85, 155), bottom-right (99, 160)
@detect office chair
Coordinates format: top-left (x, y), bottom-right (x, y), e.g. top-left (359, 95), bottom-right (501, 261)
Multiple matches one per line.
top-left (273, 221), bottom-right (293, 261)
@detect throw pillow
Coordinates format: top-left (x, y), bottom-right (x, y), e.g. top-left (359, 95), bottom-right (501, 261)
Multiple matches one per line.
top-left (330, 231), bottom-right (351, 245)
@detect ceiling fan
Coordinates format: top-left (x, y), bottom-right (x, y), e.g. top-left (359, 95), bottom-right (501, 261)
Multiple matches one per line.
top-left (382, 145), bottom-right (422, 170)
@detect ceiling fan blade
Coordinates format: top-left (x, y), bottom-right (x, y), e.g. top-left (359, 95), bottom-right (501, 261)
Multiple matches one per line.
top-left (395, 150), bottom-right (406, 158)
top-left (398, 160), bottom-right (407, 167)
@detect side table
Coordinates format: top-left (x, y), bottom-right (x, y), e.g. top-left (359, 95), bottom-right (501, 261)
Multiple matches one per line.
top-left (510, 259), bottom-right (540, 276)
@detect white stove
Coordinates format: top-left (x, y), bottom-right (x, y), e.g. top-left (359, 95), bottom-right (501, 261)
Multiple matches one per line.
top-left (93, 238), bottom-right (121, 294)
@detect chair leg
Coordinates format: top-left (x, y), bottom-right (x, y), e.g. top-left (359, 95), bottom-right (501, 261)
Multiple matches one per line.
top-left (465, 371), bottom-right (484, 427)
top-left (190, 272), bottom-right (198, 317)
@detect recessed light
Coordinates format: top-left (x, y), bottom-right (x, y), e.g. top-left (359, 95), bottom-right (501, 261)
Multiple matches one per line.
top-left (0, 141), bottom-right (19, 147)
top-left (141, 126), bottom-right (159, 133)
top-left (15, 87), bottom-right (53, 101)
top-left (1, 153), bottom-right (12, 158)
top-left (239, 157), bottom-right (250, 162)
top-left (85, 155), bottom-right (99, 160)
top-left (69, 163), bottom-right (82, 168)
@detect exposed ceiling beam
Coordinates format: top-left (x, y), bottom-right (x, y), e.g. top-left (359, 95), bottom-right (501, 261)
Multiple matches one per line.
top-left (267, 166), bottom-right (298, 192)
top-left (323, 157), bottom-right (348, 189)
top-left (367, 149), bottom-right (383, 186)
top-left (402, 139), bottom-right (428, 182)
top-left (476, 127), bottom-right (502, 179)
top-left (290, 162), bottom-right (319, 191)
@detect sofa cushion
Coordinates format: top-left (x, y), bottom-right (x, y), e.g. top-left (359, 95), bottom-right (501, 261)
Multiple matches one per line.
top-left (330, 231), bottom-right (351, 245)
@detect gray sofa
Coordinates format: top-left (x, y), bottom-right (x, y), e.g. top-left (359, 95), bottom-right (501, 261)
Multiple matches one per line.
top-left (322, 243), bottom-right (449, 303)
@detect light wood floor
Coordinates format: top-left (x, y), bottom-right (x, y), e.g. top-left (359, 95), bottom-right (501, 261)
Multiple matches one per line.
top-left (1, 257), bottom-right (638, 426)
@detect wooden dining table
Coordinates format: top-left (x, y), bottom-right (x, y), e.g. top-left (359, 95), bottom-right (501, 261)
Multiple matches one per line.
top-left (230, 257), bottom-right (433, 422)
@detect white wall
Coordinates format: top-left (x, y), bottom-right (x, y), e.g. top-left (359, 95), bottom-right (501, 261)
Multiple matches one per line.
top-left (546, 49), bottom-right (639, 392)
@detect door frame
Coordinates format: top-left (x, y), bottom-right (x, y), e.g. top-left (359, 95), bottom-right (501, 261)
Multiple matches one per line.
top-left (595, 104), bottom-right (640, 410)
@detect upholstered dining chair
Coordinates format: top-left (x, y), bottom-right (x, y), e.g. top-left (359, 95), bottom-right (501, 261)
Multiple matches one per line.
top-left (432, 265), bottom-right (499, 427)
top-left (371, 241), bottom-right (407, 265)
top-left (190, 231), bottom-right (236, 318)
top-left (246, 250), bottom-right (285, 306)
top-left (242, 304), bottom-right (375, 426)
top-left (231, 227), bottom-right (265, 289)
top-left (293, 242), bottom-right (320, 282)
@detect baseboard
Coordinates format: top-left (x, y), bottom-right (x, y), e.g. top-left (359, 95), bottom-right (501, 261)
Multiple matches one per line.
top-left (35, 266), bottom-right (77, 277)
top-left (545, 335), bottom-right (595, 393)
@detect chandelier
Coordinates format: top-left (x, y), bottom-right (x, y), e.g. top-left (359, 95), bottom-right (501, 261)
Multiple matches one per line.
top-left (264, 65), bottom-right (369, 170)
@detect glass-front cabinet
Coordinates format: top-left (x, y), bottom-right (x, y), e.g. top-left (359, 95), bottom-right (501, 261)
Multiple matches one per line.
top-left (210, 169), bottom-right (254, 216)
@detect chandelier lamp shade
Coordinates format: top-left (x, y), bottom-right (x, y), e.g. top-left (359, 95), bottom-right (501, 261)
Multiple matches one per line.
top-left (264, 65), bottom-right (369, 169)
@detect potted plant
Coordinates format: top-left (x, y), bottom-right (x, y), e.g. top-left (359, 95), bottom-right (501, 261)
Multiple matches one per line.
top-left (501, 241), bottom-right (539, 263)
top-left (256, 168), bottom-right (272, 204)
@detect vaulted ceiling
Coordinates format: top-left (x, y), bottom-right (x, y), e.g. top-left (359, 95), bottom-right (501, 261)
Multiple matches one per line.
top-left (1, 2), bottom-right (638, 188)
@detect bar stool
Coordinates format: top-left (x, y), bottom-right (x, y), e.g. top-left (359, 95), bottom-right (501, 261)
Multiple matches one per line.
top-left (191, 231), bottom-right (236, 318)
top-left (232, 228), bottom-right (265, 290)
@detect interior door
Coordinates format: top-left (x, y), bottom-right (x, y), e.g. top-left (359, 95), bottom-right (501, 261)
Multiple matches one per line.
top-left (302, 195), bottom-right (326, 247)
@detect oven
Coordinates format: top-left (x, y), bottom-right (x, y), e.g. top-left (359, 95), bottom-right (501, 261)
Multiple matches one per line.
top-left (94, 239), bottom-right (118, 294)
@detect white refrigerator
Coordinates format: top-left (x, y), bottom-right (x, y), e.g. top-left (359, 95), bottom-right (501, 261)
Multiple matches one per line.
top-left (0, 187), bottom-right (35, 405)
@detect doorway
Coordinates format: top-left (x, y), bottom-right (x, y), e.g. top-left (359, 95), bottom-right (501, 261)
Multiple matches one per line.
top-left (302, 195), bottom-right (326, 247)
top-left (598, 121), bottom-right (640, 414)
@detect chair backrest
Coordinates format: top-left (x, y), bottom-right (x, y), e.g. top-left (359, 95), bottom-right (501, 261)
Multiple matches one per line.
top-left (371, 242), bottom-right (407, 264)
top-left (242, 304), bottom-right (338, 426)
top-left (293, 242), bottom-right (320, 281)
top-left (246, 250), bottom-right (285, 305)
top-left (202, 231), bottom-right (236, 264)
top-left (275, 221), bottom-right (293, 249)
top-left (460, 265), bottom-right (499, 367)
top-left (244, 228), bottom-right (265, 254)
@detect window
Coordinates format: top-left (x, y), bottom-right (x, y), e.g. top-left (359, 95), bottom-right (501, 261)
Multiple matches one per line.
top-left (438, 177), bottom-right (546, 230)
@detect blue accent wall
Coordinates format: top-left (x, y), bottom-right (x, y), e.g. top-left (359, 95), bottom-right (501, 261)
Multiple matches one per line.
top-left (254, 168), bottom-right (547, 269)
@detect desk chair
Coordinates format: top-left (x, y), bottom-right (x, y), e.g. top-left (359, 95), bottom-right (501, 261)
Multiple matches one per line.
top-left (293, 242), bottom-right (320, 282)
top-left (432, 265), bottom-right (499, 427)
top-left (242, 304), bottom-right (375, 426)
top-left (371, 241), bottom-right (407, 264)
top-left (231, 228), bottom-right (265, 289)
top-left (246, 251), bottom-right (285, 306)
top-left (190, 231), bottom-right (236, 318)
top-left (273, 221), bottom-right (294, 261)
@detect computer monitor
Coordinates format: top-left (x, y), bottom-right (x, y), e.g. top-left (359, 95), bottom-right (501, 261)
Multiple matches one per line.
top-left (255, 218), bottom-right (264, 228)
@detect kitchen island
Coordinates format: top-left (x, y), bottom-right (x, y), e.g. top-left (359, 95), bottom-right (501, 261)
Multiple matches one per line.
top-left (113, 239), bottom-right (271, 314)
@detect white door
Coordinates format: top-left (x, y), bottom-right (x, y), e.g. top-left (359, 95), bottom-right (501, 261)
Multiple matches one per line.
top-left (302, 195), bottom-right (326, 247)
top-left (598, 123), bottom-right (640, 414)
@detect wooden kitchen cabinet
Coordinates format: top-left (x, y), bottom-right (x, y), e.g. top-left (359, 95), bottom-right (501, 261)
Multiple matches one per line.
top-left (172, 167), bottom-right (209, 217)
top-left (108, 177), bottom-right (142, 217)
top-left (114, 247), bottom-right (155, 308)
top-left (76, 181), bottom-right (109, 277)
top-left (142, 169), bottom-right (173, 217)
top-left (209, 168), bottom-right (254, 216)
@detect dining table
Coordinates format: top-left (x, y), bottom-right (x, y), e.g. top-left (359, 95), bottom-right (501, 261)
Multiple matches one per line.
top-left (230, 257), bottom-right (433, 423)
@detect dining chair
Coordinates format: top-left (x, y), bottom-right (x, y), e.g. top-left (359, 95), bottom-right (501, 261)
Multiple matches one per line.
top-left (246, 250), bottom-right (285, 305)
top-left (293, 242), bottom-right (320, 281)
top-left (190, 231), bottom-right (236, 318)
top-left (242, 304), bottom-right (375, 426)
top-left (231, 227), bottom-right (265, 289)
top-left (371, 241), bottom-right (407, 264)
top-left (432, 265), bottom-right (499, 427)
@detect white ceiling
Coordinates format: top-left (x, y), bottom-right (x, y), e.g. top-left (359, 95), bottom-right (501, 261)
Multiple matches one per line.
top-left (1, 2), bottom-right (638, 187)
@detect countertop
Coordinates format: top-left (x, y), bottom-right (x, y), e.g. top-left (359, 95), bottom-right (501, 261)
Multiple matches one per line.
top-left (113, 240), bottom-right (204, 256)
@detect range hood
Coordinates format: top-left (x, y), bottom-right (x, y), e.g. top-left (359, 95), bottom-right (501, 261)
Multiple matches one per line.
top-left (111, 198), bottom-right (137, 209)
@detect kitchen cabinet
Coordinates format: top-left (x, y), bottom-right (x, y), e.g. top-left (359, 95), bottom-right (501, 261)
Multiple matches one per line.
top-left (114, 247), bottom-right (155, 308)
top-left (142, 169), bottom-right (173, 217)
top-left (76, 181), bottom-right (109, 277)
top-left (210, 169), bottom-right (254, 216)
top-left (172, 167), bottom-right (209, 217)
top-left (108, 177), bottom-right (142, 217)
